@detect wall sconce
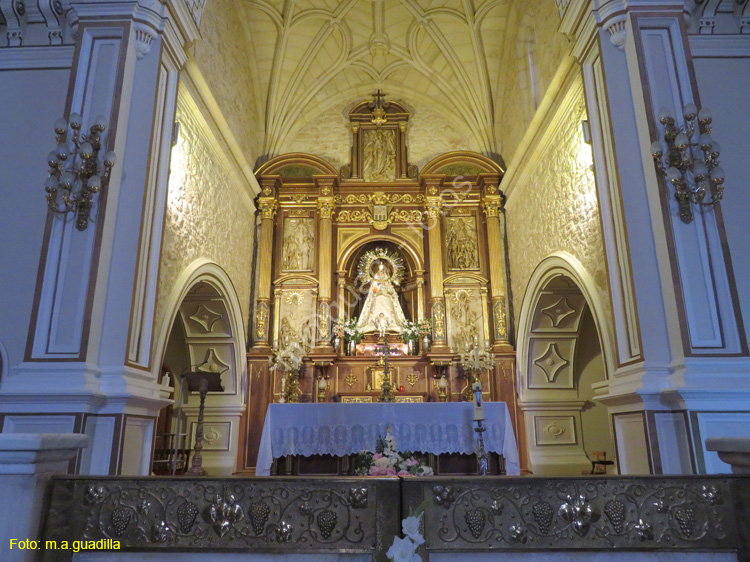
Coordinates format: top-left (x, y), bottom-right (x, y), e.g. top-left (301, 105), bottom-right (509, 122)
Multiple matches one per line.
top-left (651, 104), bottom-right (724, 224)
top-left (45, 113), bottom-right (116, 231)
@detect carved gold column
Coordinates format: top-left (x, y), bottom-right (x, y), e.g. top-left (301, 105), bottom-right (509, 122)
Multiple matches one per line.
top-left (350, 124), bottom-right (359, 179)
top-left (314, 175), bottom-right (337, 349)
top-left (416, 270), bottom-right (425, 321)
top-left (480, 174), bottom-right (509, 346)
top-left (399, 121), bottom-right (408, 178)
top-left (254, 177), bottom-right (279, 348)
top-left (423, 175), bottom-right (448, 350)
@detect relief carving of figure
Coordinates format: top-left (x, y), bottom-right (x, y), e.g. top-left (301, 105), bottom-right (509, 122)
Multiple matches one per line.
top-left (357, 262), bottom-right (407, 334)
top-left (450, 289), bottom-right (482, 352)
top-left (446, 217), bottom-right (479, 270)
top-left (281, 218), bottom-right (315, 271)
top-left (363, 129), bottom-right (396, 182)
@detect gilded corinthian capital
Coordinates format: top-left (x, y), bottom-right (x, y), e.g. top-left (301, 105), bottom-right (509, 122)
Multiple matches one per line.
top-left (317, 199), bottom-right (336, 220)
top-left (482, 196), bottom-right (501, 218)
top-left (258, 198), bottom-right (278, 220)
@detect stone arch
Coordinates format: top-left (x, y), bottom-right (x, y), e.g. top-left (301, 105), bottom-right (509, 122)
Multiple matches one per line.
top-left (516, 252), bottom-right (616, 475)
top-left (152, 259), bottom-right (247, 476)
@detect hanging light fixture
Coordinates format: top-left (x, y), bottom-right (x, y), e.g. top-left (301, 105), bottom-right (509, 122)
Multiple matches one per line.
top-left (650, 103), bottom-right (724, 224)
top-left (44, 113), bottom-right (116, 231)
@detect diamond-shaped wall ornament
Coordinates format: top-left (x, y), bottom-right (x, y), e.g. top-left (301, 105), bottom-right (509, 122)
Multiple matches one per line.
top-left (540, 298), bottom-right (576, 328)
top-left (189, 304), bottom-right (222, 332)
top-left (199, 348), bottom-right (230, 374)
top-left (534, 343), bottom-right (569, 383)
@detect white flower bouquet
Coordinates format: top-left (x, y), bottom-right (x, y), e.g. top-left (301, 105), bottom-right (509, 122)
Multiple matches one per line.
top-left (386, 498), bottom-right (431, 562)
top-left (399, 320), bottom-right (420, 343)
top-left (343, 317), bottom-right (364, 343)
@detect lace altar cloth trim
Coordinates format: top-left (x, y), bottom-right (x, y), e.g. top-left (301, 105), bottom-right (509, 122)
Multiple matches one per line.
top-left (256, 403), bottom-right (519, 476)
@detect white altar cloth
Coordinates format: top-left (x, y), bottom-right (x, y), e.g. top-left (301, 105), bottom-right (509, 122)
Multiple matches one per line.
top-left (256, 402), bottom-right (519, 476)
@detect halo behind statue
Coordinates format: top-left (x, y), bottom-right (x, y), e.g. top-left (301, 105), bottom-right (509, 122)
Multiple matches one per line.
top-left (357, 247), bottom-right (405, 288)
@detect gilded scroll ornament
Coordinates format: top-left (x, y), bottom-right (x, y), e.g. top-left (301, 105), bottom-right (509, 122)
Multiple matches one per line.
top-left (318, 303), bottom-right (330, 340)
top-left (255, 301), bottom-right (270, 341)
top-left (281, 218), bottom-right (315, 271)
top-left (337, 210), bottom-right (372, 223)
top-left (363, 129), bottom-right (396, 182)
top-left (432, 301), bottom-right (446, 340)
top-left (493, 299), bottom-right (508, 340)
top-left (389, 209), bottom-right (424, 223)
top-left (446, 216), bottom-right (479, 270)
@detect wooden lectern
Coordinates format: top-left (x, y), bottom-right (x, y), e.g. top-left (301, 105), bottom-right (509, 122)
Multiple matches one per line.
top-left (184, 371), bottom-right (224, 476)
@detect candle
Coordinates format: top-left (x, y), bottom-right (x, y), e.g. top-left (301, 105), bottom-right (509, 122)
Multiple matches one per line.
top-left (472, 382), bottom-right (485, 421)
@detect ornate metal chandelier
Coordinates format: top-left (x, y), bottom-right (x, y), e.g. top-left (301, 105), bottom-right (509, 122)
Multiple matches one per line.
top-left (44, 113), bottom-right (116, 231)
top-left (650, 103), bottom-right (725, 224)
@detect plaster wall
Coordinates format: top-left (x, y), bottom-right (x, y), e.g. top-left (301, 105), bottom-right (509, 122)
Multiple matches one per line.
top-left (693, 57), bottom-right (750, 347)
top-left (192, 0), bottom-right (262, 164)
top-left (496, 0), bottom-right (571, 162)
top-left (505, 83), bottom-right (613, 337)
top-left (155, 86), bottom-right (255, 338)
top-left (0, 68), bottom-right (70, 376)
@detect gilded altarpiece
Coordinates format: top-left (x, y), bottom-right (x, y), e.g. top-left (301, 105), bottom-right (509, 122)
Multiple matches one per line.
top-left (241, 99), bottom-right (526, 475)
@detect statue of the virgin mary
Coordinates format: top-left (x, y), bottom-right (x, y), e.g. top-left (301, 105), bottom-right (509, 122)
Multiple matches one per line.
top-left (357, 262), bottom-right (407, 334)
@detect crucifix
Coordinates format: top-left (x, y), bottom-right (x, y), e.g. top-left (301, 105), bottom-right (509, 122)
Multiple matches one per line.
top-left (369, 89), bottom-right (387, 109)
top-left (369, 89), bottom-right (389, 126)
top-left (377, 335), bottom-right (395, 402)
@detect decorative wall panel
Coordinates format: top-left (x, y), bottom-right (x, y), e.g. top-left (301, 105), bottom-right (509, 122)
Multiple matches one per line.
top-left (156, 89), bottom-right (254, 334)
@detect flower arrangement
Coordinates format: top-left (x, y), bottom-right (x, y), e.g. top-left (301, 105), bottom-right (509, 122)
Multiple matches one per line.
top-left (417, 318), bottom-right (432, 338)
top-left (333, 318), bottom-right (346, 340)
top-left (399, 320), bottom-right (419, 343)
top-left (342, 317), bottom-right (364, 343)
top-left (417, 318), bottom-right (432, 339)
top-left (353, 428), bottom-right (434, 477)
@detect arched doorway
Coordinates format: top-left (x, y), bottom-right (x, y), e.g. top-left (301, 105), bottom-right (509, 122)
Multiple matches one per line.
top-left (153, 261), bottom-right (247, 476)
top-left (517, 255), bottom-right (616, 475)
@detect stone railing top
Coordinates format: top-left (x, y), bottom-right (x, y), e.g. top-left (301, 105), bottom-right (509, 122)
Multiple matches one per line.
top-left (0, 433), bottom-right (89, 453)
top-left (706, 437), bottom-right (750, 453)
top-left (0, 433), bottom-right (89, 472)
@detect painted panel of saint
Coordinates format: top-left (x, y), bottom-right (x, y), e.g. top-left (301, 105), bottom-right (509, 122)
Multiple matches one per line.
top-left (281, 218), bottom-right (315, 272)
top-left (446, 216), bottom-right (480, 270)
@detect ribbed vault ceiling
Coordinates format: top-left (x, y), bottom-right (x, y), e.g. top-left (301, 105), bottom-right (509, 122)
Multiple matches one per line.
top-left (237, 0), bottom-right (512, 162)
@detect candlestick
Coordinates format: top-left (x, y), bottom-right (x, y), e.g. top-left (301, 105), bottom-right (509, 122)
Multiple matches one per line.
top-left (472, 381), bottom-right (485, 421)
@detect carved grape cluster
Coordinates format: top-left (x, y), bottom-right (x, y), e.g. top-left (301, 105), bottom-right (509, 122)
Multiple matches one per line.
top-left (249, 501), bottom-right (271, 536)
top-left (604, 500), bottom-right (625, 534)
top-left (317, 510), bottom-right (338, 539)
top-left (675, 507), bottom-right (696, 537)
top-left (111, 508), bottom-right (131, 537)
top-left (177, 502), bottom-right (198, 533)
top-left (532, 501), bottom-right (554, 534)
top-left (464, 508), bottom-right (486, 539)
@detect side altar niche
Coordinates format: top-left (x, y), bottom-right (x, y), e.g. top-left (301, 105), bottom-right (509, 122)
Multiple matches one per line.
top-left (239, 95), bottom-right (526, 474)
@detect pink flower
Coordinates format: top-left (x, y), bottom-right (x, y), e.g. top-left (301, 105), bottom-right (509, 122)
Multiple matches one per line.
top-left (372, 453), bottom-right (383, 460)
top-left (406, 458), bottom-right (418, 467)
top-left (385, 468), bottom-right (397, 476)
top-left (397, 470), bottom-right (410, 476)
top-left (369, 465), bottom-right (387, 476)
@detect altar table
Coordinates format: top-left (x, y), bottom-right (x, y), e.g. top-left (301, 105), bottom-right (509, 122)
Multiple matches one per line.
top-left (256, 402), bottom-right (519, 476)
